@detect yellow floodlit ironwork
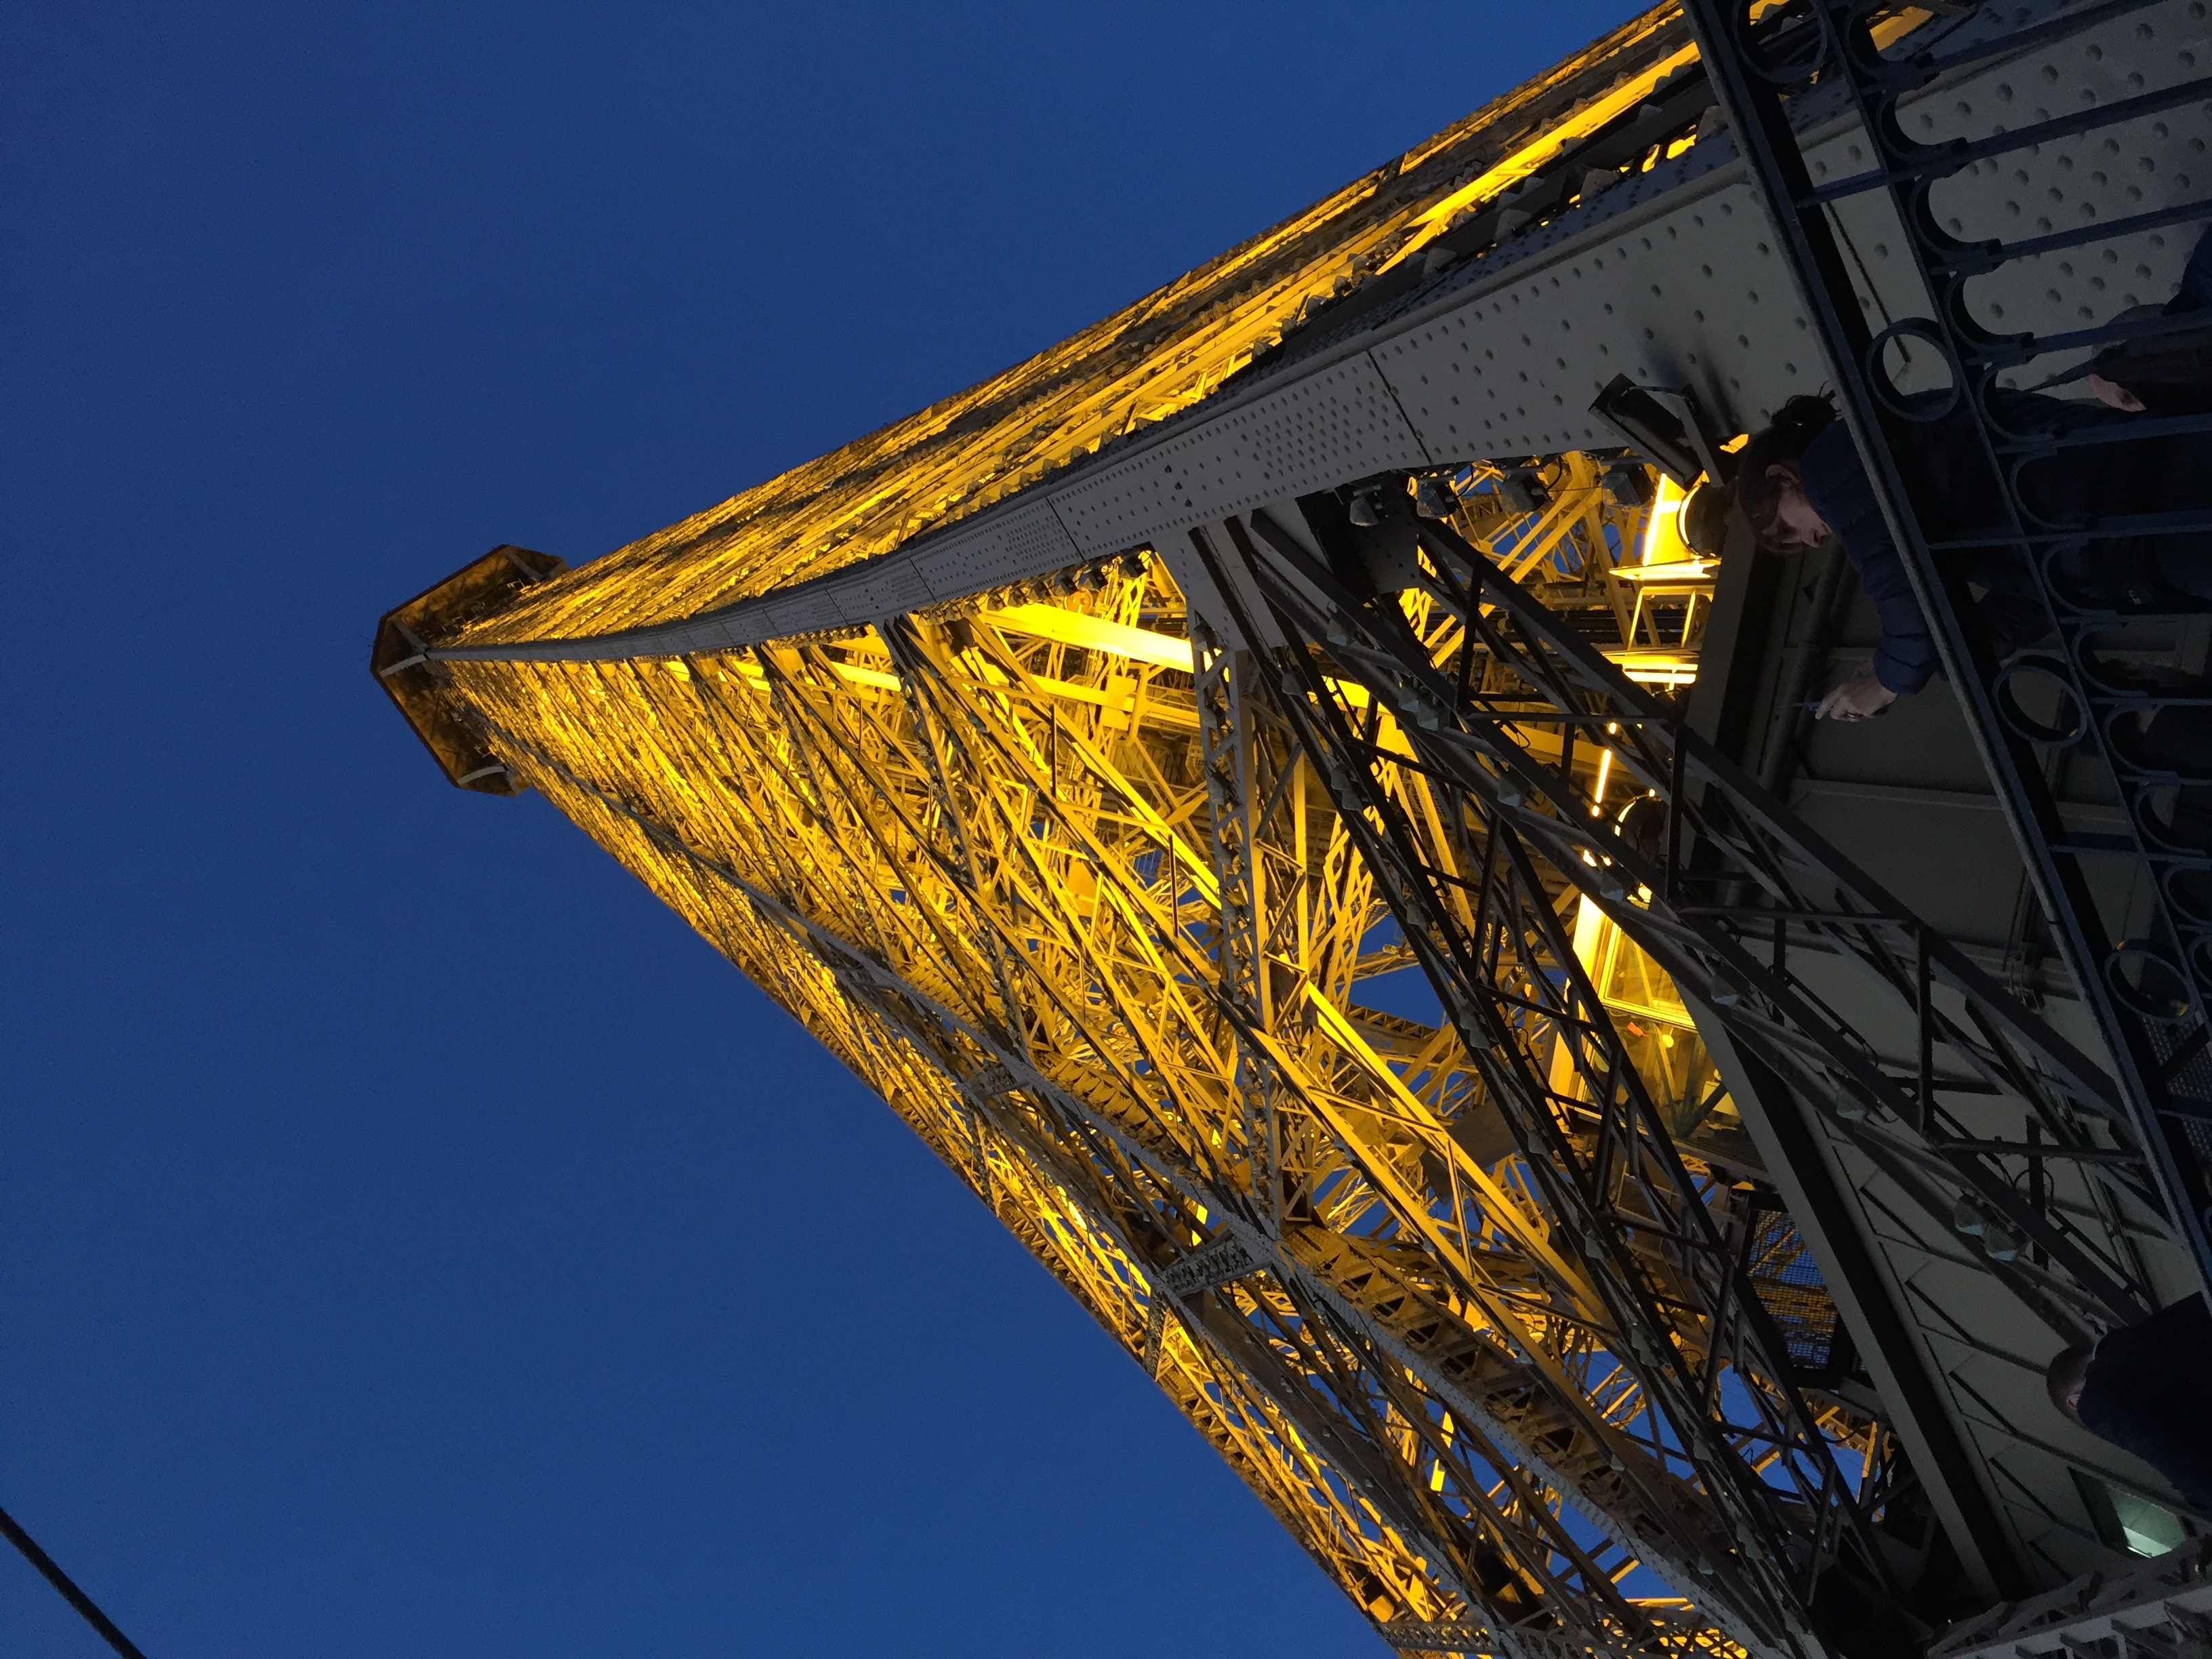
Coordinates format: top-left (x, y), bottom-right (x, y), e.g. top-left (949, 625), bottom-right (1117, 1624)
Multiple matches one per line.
top-left (430, 533), bottom-right (1796, 1654)
top-left (372, 7), bottom-right (1910, 1652)
top-left (1614, 559), bottom-right (1715, 581)
top-left (446, 5), bottom-right (1692, 651)
top-left (1569, 896), bottom-right (1757, 1166)
top-left (983, 602), bottom-right (1196, 672)
top-left (398, 445), bottom-right (1850, 1654)
top-left (1403, 43), bottom-right (1703, 243)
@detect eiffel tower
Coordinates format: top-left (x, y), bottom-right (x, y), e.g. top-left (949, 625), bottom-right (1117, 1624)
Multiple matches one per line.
top-left (375, 4), bottom-right (2212, 1654)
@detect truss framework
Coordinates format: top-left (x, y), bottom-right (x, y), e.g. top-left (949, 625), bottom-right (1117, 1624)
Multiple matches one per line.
top-left (369, 3), bottom-right (2212, 1650)
top-left (388, 449), bottom-right (1959, 1656)
top-left (398, 449), bottom-right (2194, 1648)
top-left (1214, 505), bottom-right (2167, 1338)
top-left (1198, 479), bottom-right (2206, 1597)
top-left (1679, 0), bottom-right (2212, 1290)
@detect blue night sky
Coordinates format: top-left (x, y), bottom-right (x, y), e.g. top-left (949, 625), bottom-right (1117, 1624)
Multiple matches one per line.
top-left (3, 6), bottom-right (1635, 1655)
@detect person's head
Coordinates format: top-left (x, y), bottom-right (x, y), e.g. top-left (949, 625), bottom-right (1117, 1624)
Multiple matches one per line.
top-left (1734, 394), bottom-right (1840, 552)
top-left (2046, 1344), bottom-right (2095, 1421)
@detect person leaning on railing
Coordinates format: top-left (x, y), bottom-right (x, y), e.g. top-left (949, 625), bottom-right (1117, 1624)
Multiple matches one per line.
top-left (1729, 224), bottom-right (2212, 724)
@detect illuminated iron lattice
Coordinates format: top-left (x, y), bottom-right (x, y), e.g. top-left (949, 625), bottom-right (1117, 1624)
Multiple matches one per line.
top-left (374, 3), bottom-right (2209, 1654)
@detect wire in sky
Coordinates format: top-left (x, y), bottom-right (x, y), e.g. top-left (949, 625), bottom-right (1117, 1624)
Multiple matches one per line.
top-left (0, 1502), bottom-right (150, 1659)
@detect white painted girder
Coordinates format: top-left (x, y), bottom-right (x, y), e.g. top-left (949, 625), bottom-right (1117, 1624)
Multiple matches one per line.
top-left (428, 0), bottom-right (2209, 667)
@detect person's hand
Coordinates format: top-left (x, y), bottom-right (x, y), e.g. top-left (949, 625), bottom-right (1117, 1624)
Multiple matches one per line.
top-left (2088, 371), bottom-right (2146, 413)
top-left (1817, 664), bottom-right (1898, 722)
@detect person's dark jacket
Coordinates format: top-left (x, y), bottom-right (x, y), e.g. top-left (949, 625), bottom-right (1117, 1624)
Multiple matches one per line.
top-left (1797, 392), bottom-right (2212, 695)
top-left (2174, 222), bottom-right (2212, 316)
top-left (2070, 224), bottom-right (2212, 413)
top-left (2078, 1294), bottom-right (2212, 1515)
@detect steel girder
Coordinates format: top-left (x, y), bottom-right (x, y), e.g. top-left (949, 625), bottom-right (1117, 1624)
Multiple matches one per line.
top-left (1214, 505), bottom-right (2165, 1335)
top-left (369, 5), bottom-right (2212, 1645)
top-left (416, 513), bottom-right (1911, 1655)
top-left (1679, 0), bottom-right (2212, 1290)
top-left (1185, 489), bottom-right (2196, 1595)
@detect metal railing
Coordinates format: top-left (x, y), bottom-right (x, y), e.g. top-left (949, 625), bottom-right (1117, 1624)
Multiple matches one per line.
top-left (1682, 0), bottom-right (2212, 1289)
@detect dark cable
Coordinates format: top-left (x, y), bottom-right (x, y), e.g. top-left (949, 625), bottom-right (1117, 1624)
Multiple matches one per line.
top-left (0, 1502), bottom-right (150, 1659)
